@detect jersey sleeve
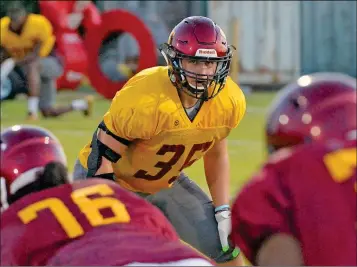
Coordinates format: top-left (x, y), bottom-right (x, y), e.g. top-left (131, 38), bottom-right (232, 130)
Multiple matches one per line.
top-left (230, 82), bottom-right (247, 129)
top-left (231, 163), bottom-right (293, 265)
top-left (102, 87), bottom-right (157, 143)
top-left (0, 17), bottom-right (10, 46)
top-left (215, 78), bottom-right (246, 140)
top-left (36, 16), bottom-right (56, 57)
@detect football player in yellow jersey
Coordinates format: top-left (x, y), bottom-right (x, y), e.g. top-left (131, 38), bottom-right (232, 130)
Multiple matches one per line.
top-left (0, 1), bottom-right (92, 120)
top-left (73, 16), bottom-right (246, 265)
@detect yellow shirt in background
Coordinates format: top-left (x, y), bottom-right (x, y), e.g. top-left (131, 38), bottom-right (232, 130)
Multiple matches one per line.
top-left (0, 14), bottom-right (56, 60)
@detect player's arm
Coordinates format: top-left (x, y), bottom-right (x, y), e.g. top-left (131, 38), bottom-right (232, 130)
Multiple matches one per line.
top-left (36, 16), bottom-right (56, 58)
top-left (231, 163), bottom-right (303, 265)
top-left (204, 81), bottom-right (246, 208)
top-left (86, 90), bottom-right (151, 180)
top-left (203, 138), bottom-right (230, 208)
top-left (86, 100), bottom-right (120, 179)
top-left (18, 42), bottom-right (42, 115)
top-left (88, 121), bottom-right (130, 179)
top-left (203, 138), bottom-right (233, 250)
top-left (204, 139), bottom-right (245, 265)
top-left (256, 233), bottom-right (303, 266)
top-left (16, 41), bottom-right (41, 65)
top-left (18, 16), bottom-right (54, 65)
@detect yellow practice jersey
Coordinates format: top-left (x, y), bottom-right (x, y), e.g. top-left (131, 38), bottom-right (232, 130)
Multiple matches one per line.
top-left (79, 66), bottom-right (246, 194)
top-left (0, 14), bottom-right (55, 59)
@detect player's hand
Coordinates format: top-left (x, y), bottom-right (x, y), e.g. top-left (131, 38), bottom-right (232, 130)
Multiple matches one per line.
top-left (214, 206), bottom-right (232, 252)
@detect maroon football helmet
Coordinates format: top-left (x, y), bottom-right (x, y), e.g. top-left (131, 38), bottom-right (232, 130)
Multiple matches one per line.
top-left (266, 72), bottom-right (356, 153)
top-left (159, 16), bottom-right (235, 100)
top-left (0, 125), bottom-right (67, 197)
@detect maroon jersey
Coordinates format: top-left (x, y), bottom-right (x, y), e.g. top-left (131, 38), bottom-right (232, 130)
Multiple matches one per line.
top-left (1, 179), bottom-right (191, 266)
top-left (231, 140), bottom-right (356, 266)
top-left (46, 229), bottom-right (213, 266)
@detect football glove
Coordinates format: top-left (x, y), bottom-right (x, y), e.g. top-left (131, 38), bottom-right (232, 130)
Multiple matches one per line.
top-left (214, 205), bottom-right (232, 252)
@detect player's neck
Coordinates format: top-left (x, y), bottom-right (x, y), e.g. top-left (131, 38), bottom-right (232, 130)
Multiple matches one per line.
top-left (178, 90), bottom-right (200, 109)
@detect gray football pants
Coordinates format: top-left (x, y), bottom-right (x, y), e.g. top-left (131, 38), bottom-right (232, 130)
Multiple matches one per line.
top-left (72, 159), bottom-right (227, 262)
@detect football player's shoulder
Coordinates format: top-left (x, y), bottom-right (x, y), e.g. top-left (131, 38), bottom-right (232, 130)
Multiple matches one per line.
top-left (0, 16), bottom-right (10, 31)
top-left (121, 66), bottom-right (169, 93)
top-left (224, 76), bottom-right (246, 101)
top-left (107, 67), bottom-right (169, 140)
top-left (220, 76), bottom-right (247, 128)
top-left (307, 138), bottom-right (357, 168)
top-left (1, 16), bottom-right (10, 26)
top-left (27, 14), bottom-right (51, 29)
top-left (111, 66), bottom-right (169, 113)
top-left (265, 143), bottom-right (329, 174)
top-left (28, 13), bottom-right (50, 24)
top-left (288, 140), bottom-right (347, 164)
top-left (132, 66), bottom-right (169, 81)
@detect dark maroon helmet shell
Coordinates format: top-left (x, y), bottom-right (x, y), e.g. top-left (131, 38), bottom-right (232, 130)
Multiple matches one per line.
top-left (160, 16), bottom-right (235, 100)
top-left (0, 125), bottom-right (67, 188)
top-left (169, 16), bottom-right (229, 57)
top-left (266, 72), bottom-right (357, 152)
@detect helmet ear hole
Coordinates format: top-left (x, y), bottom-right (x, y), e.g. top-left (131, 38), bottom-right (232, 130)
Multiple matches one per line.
top-left (167, 48), bottom-right (176, 58)
top-left (159, 43), bottom-right (177, 63)
top-left (291, 98), bottom-right (301, 109)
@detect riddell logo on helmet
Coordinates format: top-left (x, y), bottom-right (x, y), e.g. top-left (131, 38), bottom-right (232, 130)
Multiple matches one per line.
top-left (195, 49), bottom-right (217, 57)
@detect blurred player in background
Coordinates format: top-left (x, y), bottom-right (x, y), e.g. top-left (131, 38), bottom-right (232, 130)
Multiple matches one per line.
top-left (0, 1), bottom-right (93, 120)
top-left (231, 73), bottom-right (356, 266)
top-left (0, 125), bottom-right (214, 266)
top-left (73, 16), bottom-right (246, 265)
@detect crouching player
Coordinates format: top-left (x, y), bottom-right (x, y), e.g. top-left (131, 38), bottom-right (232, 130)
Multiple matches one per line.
top-left (231, 73), bottom-right (357, 266)
top-left (0, 125), bottom-right (214, 266)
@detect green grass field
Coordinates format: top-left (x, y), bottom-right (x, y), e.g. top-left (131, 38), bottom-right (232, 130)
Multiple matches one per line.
top-left (0, 90), bottom-right (276, 197)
